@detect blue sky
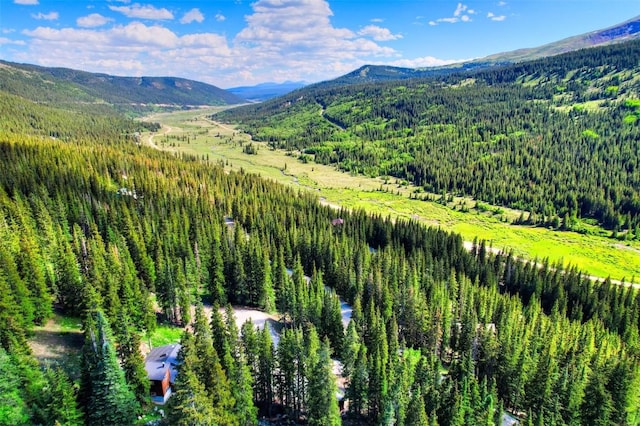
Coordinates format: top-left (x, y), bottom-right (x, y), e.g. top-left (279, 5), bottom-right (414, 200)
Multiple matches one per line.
top-left (1, 0), bottom-right (639, 87)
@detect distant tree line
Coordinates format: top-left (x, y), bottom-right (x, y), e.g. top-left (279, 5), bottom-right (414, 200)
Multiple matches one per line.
top-left (217, 39), bottom-right (640, 233)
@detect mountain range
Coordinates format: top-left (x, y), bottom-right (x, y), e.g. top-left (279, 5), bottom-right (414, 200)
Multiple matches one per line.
top-left (227, 81), bottom-right (307, 102)
top-left (0, 14), bottom-right (639, 109)
top-left (316, 15), bottom-right (640, 87)
top-left (0, 60), bottom-right (244, 114)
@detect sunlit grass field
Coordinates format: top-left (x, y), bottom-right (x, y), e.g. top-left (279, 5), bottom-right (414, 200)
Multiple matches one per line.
top-left (141, 108), bottom-right (640, 283)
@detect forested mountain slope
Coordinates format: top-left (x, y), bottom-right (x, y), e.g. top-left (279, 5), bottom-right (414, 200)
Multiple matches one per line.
top-left (270, 15), bottom-right (640, 88)
top-left (0, 60), bottom-right (244, 114)
top-left (1, 81), bottom-right (639, 424)
top-left (216, 39), bottom-right (640, 233)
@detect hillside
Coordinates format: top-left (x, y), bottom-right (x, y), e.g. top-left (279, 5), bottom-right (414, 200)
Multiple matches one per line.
top-left (0, 60), bottom-right (244, 114)
top-left (216, 39), bottom-right (640, 235)
top-left (292, 15), bottom-right (640, 88)
top-left (482, 14), bottom-right (640, 63)
top-left (1, 78), bottom-right (640, 426)
top-left (317, 61), bottom-right (501, 86)
top-left (1, 49), bottom-right (639, 426)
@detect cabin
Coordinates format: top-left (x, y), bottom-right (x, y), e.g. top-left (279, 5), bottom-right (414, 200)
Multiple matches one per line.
top-left (145, 343), bottom-right (181, 404)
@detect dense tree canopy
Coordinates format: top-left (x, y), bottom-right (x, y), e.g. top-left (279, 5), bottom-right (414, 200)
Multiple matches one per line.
top-left (0, 48), bottom-right (638, 425)
top-left (218, 39), bottom-right (640, 232)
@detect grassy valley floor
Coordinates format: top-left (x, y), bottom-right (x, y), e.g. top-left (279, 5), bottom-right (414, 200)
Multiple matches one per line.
top-left (140, 108), bottom-right (640, 283)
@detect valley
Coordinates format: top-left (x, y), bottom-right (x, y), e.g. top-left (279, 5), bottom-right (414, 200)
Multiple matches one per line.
top-left (141, 108), bottom-right (640, 283)
top-left (1, 9), bottom-right (640, 426)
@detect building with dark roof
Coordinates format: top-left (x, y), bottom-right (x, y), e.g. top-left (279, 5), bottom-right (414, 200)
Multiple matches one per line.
top-left (145, 343), bottom-right (181, 404)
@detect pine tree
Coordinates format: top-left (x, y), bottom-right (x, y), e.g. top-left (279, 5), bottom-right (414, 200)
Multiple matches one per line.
top-left (257, 325), bottom-right (275, 416)
top-left (347, 343), bottom-right (368, 418)
top-left (224, 308), bottom-right (257, 425)
top-left (192, 305), bottom-right (238, 425)
top-left (43, 367), bottom-right (83, 426)
top-left (307, 338), bottom-right (341, 426)
top-left (581, 370), bottom-right (614, 426)
top-left (208, 233), bottom-right (227, 305)
top-left (166, 333), bottom-right (217, 426)
top-left (0, 348), bottom-right (29, 426)
top-left (114, 311), bottom-right (150, 408)
top-left (54, 233), bottom-right (85, 314)
top-left (16, 232), bottom-right (52, 325)
top-left (405, 387), bottom-right (428, 426)
top-left (81, 309), bottom-right (139, 426)
top-left (0, 270), bottom-right (28, 353)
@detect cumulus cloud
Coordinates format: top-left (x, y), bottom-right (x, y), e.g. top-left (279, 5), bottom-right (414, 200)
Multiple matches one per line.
top-left (0, 37), bottom-right (26, 45)
top-left (388, 55), bottom-right (466, 68)
top-left (430, 3), bottom-right (474, 25)
top-left (108, 3), bottom-right (173, 20)
top-left (358, 25), bottom-right (402, 41)
top-left (18, 22), bottom-right (230, 81)
top-left (498, 1), bottom-right (507, 6)
top-left (454, 3), bottom-right (467, 17)
top-left (77, 13), bottom-right (113, 28)
top-left (13, 0), bottom-right (405, 86)
top-left (487, 12), bottom-right (506, 21)
top-left (180, 8), bottom-right (204, 24)
top-left (231, 0), bottom-right (397, 84)
top-left (32, 11), bottom-right (59, 20)
top-left (215, 13), bottom-right (226, 22)
top-left (14, 0), bottom-right (38, 4)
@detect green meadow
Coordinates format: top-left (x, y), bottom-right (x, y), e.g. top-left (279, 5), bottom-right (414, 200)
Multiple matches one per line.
top-left (141, 109), bottom-right (640, 283)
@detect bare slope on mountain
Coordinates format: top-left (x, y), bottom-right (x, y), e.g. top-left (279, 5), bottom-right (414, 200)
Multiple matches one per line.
top-left (482, 14), bottom-right (640, 63)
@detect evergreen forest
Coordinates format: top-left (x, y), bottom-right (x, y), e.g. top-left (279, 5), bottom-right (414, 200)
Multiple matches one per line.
top-left (217, 39), bottom-right (640, 235)
top-left (0, 42), bottom-right (639, 426)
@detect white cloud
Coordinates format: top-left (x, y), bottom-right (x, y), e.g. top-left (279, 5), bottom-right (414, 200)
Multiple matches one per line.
top-left (0, 37), bottom-right (26, 45)
top-left (371, 18), bottom-right (383, 23)
top-left (498, 1), bottom-right (507, 6)
top-left (487, 12), bottom-right (506, 21)
top-left (109, 3), bottom-right (173, 20)
top-left (388, 55), bottom-right (467, 68)
top-left (358, 25), bottom-right (402, 41)
top-left (215, 13), bottom-right (226, 22)
top-left (77, 13), bottom-right (113, 28)
top-left (180, 8), bottom-right (204, 24)
top-left (232, 0), bottom-right (397, 84)
top-left (454, 3), bottom-right (467, 17)
top-left (429, 3), bottom-right (475, 25)
top-left (14, 0), bottom-right (38, 4)
top-left (13, 0), bottom-right (403, 86)
top-left (32, 11), bottom-right (59, 20)
top-left (19, 22), bottom-right (230, 81)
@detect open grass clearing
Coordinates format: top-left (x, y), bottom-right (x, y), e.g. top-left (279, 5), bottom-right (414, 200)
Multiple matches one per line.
top-left (140, 108), bottom-right (640, 283)
top-left (28, 311), bottom-right (84, 378)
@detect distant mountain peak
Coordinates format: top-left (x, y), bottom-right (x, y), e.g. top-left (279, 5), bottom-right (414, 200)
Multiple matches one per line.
top-left (481, 15), bottom-right (640, 63)
top-left (227, 81), bottom-right (306, 102)
top-left (0, 60), bottom-right (245, 112)
top-left (587, 15), bottom-right (640, 44)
